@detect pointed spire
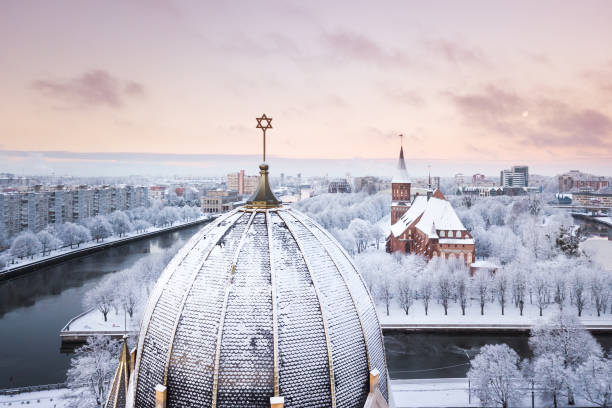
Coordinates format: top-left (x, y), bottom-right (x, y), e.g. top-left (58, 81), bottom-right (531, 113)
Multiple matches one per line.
top-left (392, 137), bottom-right (410, 184)
top-left (105, 336), bottom-right (131, 408)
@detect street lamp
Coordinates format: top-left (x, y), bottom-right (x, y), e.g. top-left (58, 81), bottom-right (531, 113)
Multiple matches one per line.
top-left (464, 350), bottom-right (471, 404)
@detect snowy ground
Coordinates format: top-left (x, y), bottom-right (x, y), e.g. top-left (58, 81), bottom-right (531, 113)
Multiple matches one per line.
top-left (0, 388), bottom-right (70, 408)
top-left (392, 378), bottom-right (597, 408)
top-left (1, 381), bottom-right (599, 408)
top-left (0, 216), bottom-right (213, 273)
top-left (62, 306), bottom-right (140, 334)
top-left (378, 299), bottom-right (612, 328)
top-left (582, 236), bottom-right (612, 271)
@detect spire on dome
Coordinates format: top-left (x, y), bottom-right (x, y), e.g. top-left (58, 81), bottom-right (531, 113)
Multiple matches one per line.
top-left (247, 113), bottom-right (281, 209)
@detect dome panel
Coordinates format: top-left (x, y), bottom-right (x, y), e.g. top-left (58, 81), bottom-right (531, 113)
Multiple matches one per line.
top-left (299, 215), bottom-right (389, 401)
top-left (269, 211), bottom-right (333, 407)
top-left (217, 212), bottom-right (274, 406)
top-left (279, 211), bottom-right (369, 407)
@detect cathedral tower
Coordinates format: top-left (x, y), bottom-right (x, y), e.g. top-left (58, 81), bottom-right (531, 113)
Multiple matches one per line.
top-left (390, 139), bottom-right (411, 224)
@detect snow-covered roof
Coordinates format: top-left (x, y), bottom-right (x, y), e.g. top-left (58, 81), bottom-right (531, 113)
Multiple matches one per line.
top-left (390, 195), bottom-right (429, 237)
top-left (470, 260), bottom-right (499, 269)
top-left (129, 206), bottom-right (388, 407)
top-left (392, 146), bottom-right (411, 184)
top-left (390, 196), bottom-right (468, 239)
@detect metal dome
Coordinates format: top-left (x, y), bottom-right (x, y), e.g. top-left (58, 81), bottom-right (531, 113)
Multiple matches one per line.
top-left (129, 206), bottom-right (388, 408)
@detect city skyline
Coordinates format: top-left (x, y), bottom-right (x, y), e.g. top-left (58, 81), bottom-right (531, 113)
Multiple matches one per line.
top-left (2, 1), bottom-right (612, 176)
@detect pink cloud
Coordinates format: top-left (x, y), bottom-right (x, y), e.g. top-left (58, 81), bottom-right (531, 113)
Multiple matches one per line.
top-left (31, 70), bottom-right (145, 108)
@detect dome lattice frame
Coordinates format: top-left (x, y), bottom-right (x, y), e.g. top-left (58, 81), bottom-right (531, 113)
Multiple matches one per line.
top-left (130, 207), bottom-right (388, 408)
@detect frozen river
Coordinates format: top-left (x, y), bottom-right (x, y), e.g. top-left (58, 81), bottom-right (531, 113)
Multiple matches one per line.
top-left (0, 223), bottom-right (610, 388)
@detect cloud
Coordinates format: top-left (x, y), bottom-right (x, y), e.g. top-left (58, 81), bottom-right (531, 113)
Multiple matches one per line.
top-left (447, 84), bottom-right (612, 150)
top-left (383, 87), bottom-right (425, 106)
top-left (322, 31), bottom-right (412, 68)
top-left (423, 38), bottom-right (487, 66)
top-left (31, 70), bottom-right (145, 108)
top-left (583, 60), bottom-right (612, 95)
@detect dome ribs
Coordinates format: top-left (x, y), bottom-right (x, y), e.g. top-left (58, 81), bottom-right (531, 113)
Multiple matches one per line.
top-left (132, 211), bottom-right (239, 407)
top-left (280, 210), bottom-right (370, 407)
top-left (269, 210), bottom-right (333, 407)
top-left (265, 210), bottom-right (280, 398)
top-left (164, 211), bottom-right (250, 407)
top-left (210, 210), bottom-right (257, 408)
top-left (304, 221), bottom-right (389, 401)
top-left (216, 211), bottom-right (275, 406)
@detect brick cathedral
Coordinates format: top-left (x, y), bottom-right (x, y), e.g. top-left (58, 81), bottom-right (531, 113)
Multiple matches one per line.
top-left (386, 145), bottom-right (475, 265)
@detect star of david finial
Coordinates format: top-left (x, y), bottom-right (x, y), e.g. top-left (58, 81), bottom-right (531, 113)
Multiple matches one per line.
top-left (256, 113), bottom-right (273, 162)
top-left (398, 133), bottom-right (404, 147)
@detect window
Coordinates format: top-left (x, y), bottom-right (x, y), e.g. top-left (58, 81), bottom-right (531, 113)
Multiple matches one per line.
top-left (441, 230), bottom-right (446, 237)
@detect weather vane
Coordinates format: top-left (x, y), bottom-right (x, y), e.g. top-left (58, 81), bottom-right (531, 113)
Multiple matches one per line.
top-left (256, 113), bottom-right (273, 162)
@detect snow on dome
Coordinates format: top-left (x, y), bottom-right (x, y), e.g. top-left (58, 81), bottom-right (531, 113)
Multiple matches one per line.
top-left (129, 206), bottom-right (388, 407)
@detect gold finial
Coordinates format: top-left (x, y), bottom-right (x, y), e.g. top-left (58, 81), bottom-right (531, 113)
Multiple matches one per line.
top-left (398, 133), bottom-right (403, 148)
top-left (247, 114), bottom-right (280, 209)
top-left (256, 113), bottom-right (273, 162)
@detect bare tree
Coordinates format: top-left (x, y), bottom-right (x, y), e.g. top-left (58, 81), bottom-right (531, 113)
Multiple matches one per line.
top-left (84, 279), bottom-right (114, 322)
top-left (533, 271), bottom-right (549, 317)
top-left (571, 272), bottom-right (587, 317)
top-left (436, 268), bottom-right (453, 316)
top-left (397, 269), bottom-right (415, 315)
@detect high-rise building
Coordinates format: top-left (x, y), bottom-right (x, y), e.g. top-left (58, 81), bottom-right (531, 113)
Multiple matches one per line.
top-left (500, 166), bottom-right (529, 187)
top-left (227, 170), bottom-right (259, 196)
top-left (454, 173), bottom-right (465, 187)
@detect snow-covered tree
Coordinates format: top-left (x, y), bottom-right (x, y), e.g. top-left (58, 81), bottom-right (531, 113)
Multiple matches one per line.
top-left (377, 260), bottom-right (394, 316)
top-left (0, 253), bottom-right (9, 269)
top-left (555, 225), bottom-right (585, 257)
top-left (495, 269), bottom-right (509, 315)
top-left (397, 268), bottom-right (415, 315)
top-left (533, 354), bottom-right (569, 408)
top-left (89, 216), bottom-right (113, 243)
top-left (109, 211), bottom-right (133, 237)
top-left (552, 270), bottom-right (568, 311)
top-left (570, 272), bottom-right (587, 317)
top-left (474, 270), bottom-right (490, 315)
top-left (533, 270), bottom-right (550, 317)
top-left (589, 269), bottom-right (610, 318)
top-left (61, 223), bottom-right (92, 248)
top-left (510, 268), bottom-right (527, 315)
top-left (66, 335), bottom-right (121, 408)
top-left (10, 231), bottom-right (42, 259)
top-left (468, 344), bottom-right (524, 408)
top-left (84, 279), bottom-right (115, 322)
top-left (348, 218), bottom-right (372, 253)
top-left (574, 355), bottom-right (612, 407)
top-left (435, 265), bottom-right (453, 316)
top-left (419, 273), bottom-right (434, 316)
top-left (454, 269), bottom-right (470, 315)
top-left (133, 219), bottom-right (151, 233)
top-left (529, 312), bottom-right (603, 405)
top-left (37, 230), bottom-right (61, 256)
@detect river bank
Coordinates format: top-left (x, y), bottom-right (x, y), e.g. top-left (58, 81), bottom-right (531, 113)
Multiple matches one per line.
top-left (0, 216), bottom-right (215, 281)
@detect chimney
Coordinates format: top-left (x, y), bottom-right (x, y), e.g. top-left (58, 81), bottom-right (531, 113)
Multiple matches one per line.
top-left (369, 368), bottom-right (380, 394)
top-left (155, 384), bottom-right (167, 408)
top-left (270, 396), bottom-right (284, 408)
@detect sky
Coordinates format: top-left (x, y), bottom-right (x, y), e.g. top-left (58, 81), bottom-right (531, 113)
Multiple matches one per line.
top-left (1, 0), bottom-right (612, 177)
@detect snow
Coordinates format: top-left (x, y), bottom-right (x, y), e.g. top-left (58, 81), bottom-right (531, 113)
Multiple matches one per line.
top-left (391, 378), bottom-right (599, 407)
top-left (61, 306), bottom-right (140, 334)
top-left (439, 238), bottom-right (475, 245)
top-left (469, 260), bottom-right (498, 269)
top-left (581, 237), bottom-right (612, 271)
top-left (593, 216), bottom-right (612, 226)
top-left (390, 197), bottom-right (469, 240)
top-left (377, 299), bottom-right (612, 328)
top-left (0, 215), bottom-right (213, 274)
top-left (0, 388), bottom-right (70, 408)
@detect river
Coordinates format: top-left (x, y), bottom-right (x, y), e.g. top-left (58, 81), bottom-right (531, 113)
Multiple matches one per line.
top-left (0, 223), bottom-right (611, 388)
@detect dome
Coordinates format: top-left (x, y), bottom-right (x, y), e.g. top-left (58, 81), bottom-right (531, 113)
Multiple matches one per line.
top-left (128, 206), bottom-right (389, 407)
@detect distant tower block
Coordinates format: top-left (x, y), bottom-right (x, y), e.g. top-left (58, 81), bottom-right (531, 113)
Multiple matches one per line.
top-left (391, 135), bottom-right (411, 224)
